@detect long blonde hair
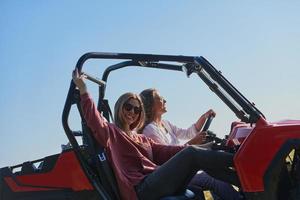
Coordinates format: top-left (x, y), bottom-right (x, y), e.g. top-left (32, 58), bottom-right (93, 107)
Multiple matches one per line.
top-left (139, 88), bottom-right (157, 131)
top-left (114, 92), bottom-right (145, 132)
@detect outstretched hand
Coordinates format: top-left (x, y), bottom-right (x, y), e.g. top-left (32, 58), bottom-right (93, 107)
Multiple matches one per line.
top-left (203, 109), bottom-right (216, 118)
top-left (72, 68), bottom-right (87, 94)
top-left (187, 131), bottom-right (207, 145)
top-left (194, 109), bottom-right (216, 131)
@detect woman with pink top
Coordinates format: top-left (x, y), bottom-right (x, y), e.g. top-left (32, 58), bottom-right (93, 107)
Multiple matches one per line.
top-left (73, 69), bottom-right (239, 200)
top-left (140, 88), bottom-right (241, 200)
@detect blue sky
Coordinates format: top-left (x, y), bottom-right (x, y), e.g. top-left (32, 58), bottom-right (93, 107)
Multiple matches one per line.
top-left (1, 1), bottom-right (300, 167)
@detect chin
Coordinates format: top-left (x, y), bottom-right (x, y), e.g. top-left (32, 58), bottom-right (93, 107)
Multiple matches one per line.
top-left (127, 119), bottom-right (136, 125)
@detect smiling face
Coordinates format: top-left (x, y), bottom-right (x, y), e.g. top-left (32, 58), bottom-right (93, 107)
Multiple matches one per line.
top-left (114, 93), bottom-right (145, 132)
top-left (152, 91), bottom-right (167, 116)
top-left (122, 98), bottom-right (141, 126)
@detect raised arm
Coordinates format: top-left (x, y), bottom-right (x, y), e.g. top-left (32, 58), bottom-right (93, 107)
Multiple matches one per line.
top-left (168, 109), bottom-right (216, 139)
top-left (73, 69), bottom-right (110, 147)
top-left (194, 109), bottom-right (216, 131)
top-left (166, 120), bottom-right (198, 140)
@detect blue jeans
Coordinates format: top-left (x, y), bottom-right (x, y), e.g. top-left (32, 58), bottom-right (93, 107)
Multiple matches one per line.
top-left (135, 146), bottom-right (240, 200)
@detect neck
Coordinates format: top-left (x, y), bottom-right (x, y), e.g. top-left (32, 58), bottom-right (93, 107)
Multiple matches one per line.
top-left (123, 124), bottom-right (131, 135)
top-left (153, 114), bottom-right (162, 126)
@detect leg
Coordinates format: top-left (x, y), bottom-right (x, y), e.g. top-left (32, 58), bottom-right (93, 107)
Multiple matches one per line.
top-left (135, 146), bottom-right (235, 200)
top-left (189, 172), bottom-right (241, 200)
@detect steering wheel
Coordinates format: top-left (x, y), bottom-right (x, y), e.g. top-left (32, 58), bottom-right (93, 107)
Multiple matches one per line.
top-left (201, 115), bottom-right (222, 144)
top-left (201, 115), bottom-right (214, 132)
top-left (201, 116), bottom-right (227, 148)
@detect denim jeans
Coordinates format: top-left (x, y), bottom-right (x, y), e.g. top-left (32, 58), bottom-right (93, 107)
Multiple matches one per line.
top-left (135, 146), bottom-right (239, 200)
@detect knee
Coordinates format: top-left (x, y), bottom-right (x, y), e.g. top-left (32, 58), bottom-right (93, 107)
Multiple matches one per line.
top-left (183, 145), bottom-right (198, 157)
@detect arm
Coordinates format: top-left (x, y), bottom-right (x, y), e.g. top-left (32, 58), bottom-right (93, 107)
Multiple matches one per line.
top-left (194, 109), bottom-right (216, 131)
top-left (167, 109), bottom-right (216, 140)
top-left (73, 69), bottom-right (110, 147)
top-left (186, 131), bottom-right (206, 145)
top-left (167, 121), bottom-right (206, 145)
top-left (81, 93), bottom-right (110, 147)
top-left (166, 120), bottom-right (198, 140)
top-left (150, 141), bottom-right (185, 165)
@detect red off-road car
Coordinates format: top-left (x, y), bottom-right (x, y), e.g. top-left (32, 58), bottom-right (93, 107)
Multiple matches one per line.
top-left (1, 52), bottom-right (300, 200)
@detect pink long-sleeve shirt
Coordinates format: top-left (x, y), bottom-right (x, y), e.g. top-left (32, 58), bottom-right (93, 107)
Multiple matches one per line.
top-left (81, 93), bottom-right (184, 200)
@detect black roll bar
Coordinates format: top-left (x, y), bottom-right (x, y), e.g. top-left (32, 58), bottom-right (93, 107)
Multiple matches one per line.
top-left (63, 52), bottom-right (194, 146)
top-left (99, 60), bottom-right (183, 103)
top-left (62, 52), bottom-right (264, 148)
top-left (63, 53), bottom-right (265, 149)
top-left (61, 52), bottom-right (266, 198)
top-left (62, 52), bottom-right (195, 199)
top-left (195, 56), bottom-right (264, 123)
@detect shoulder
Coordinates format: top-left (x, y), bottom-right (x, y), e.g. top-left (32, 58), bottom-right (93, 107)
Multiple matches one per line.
top-left (143, 122), bottom-right (159, 134)
top-left (142, 123), bottom-right (162, 141)
top-left (146, 122), bottom-right (158, 128)
top-left (162, 120), bottom-right (176, 130)
top-left (162, 119), bottom-right (173, 126)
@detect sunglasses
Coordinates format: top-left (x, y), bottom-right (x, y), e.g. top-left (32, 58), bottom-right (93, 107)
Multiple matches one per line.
top-left (123, 103), bottom-right (141, 114)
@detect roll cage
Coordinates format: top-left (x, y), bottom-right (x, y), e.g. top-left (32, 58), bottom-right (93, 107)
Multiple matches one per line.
top-left (63, 52), bottom-right (264, 125)
top-left (61, 52), bottom-right (266, 199)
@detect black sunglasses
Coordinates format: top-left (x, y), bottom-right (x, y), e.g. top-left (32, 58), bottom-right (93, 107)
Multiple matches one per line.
top-left (123, 103), bottom-right (141, 114)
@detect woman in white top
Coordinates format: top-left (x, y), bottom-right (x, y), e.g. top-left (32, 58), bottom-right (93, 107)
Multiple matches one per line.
top-left (140, 88), bottom-right (215, 145)
top-left (140, 88), bottom-right (242, 200)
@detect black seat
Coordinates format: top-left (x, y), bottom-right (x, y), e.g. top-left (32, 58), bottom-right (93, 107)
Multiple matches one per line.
top-left (20, 162), bottom-right (37, 175)
top-left (75, 93), bottom-right (195, 200)
top-left (38, 154), bottom-right (59, 173)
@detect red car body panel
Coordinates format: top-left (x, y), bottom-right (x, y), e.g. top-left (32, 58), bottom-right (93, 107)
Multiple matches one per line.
top-left (4, 177), bottom-right (57, 192)
top-left (233, 117), bottom-right (300, 192)
top-left (4, 151), bottom-right (93, 192)
top-left (226, 122), bottom-right (254, 147)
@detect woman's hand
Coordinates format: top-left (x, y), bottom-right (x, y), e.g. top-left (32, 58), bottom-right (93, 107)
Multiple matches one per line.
top-left (72, 68), bottom-right (87, 95)
top-left (186, 131), bottom-right (207, 145)
top-left (203, 109), bottom-right (216, 118)
top-left (194, 109), bottom-right (216, 131)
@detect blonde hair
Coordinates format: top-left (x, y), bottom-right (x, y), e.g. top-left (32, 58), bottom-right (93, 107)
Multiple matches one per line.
top-left (139, 88), bottom-right (157, 131)
top-left (114, 92), bottom-right (145, 131)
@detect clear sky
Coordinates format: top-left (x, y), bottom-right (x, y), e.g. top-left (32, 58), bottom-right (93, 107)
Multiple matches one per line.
top-left (1, 1), bottom-right (300, 167)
